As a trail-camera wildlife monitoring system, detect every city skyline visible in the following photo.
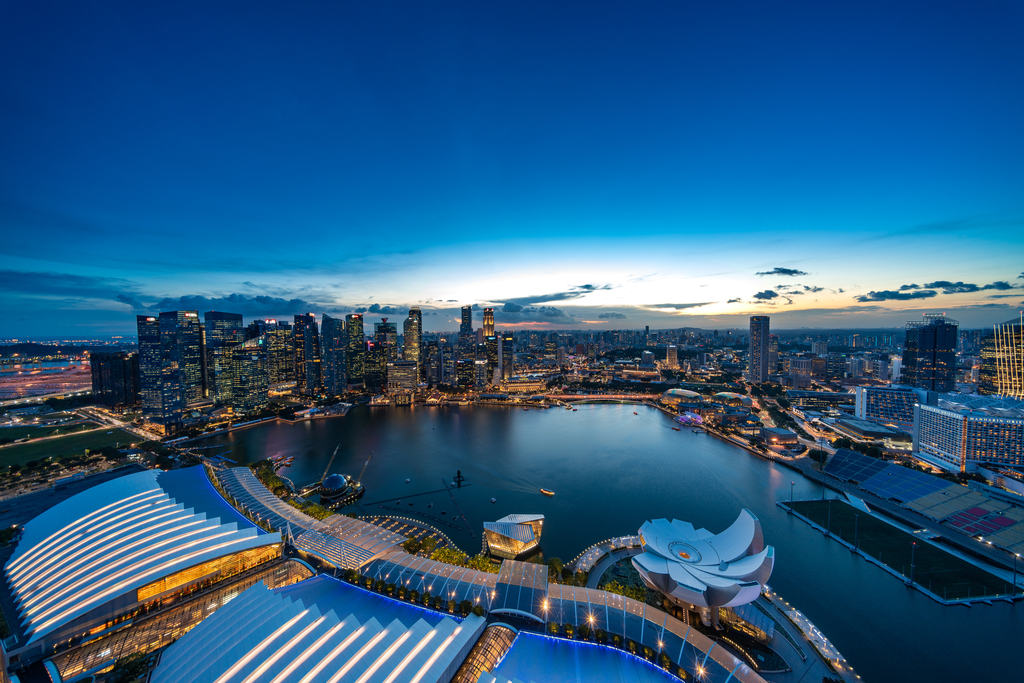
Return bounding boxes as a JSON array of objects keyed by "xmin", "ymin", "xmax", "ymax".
[{"xmin": 2, "ymin": 2, "xmax": 1023, "ymax": 336}]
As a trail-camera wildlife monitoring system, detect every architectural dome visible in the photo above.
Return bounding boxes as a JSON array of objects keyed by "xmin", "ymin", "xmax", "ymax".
[
  {"xmin": 632, "ymin": 510, "xmax": 774, "ymax": 613},
  {"xmin": 321, "ymin": 474, "xmax": 349, "ymax": 494},
  {"xmin": 661, "ymin": 389, "xmax": 703, "ymax": 406},
  {"xmin": 711, "ymin": 391, "xmax": 752, "ymax": 407}
]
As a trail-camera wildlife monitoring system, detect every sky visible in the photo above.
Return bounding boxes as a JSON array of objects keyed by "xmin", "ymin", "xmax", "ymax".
[{"xmin": 2, "ymin": 1, "xmax": 1023, "ymax": 338}]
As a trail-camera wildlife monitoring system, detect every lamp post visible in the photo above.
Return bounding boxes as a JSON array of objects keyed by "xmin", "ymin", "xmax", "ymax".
[{"xmin": 790, "ymin": 481, "xmax": 795, "ymax": 504}]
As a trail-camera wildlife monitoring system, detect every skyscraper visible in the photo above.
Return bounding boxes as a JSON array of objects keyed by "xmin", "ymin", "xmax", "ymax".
[
  {"xmin": 979, "ymin": 332, "xmax": 998, "ymax": 395},
  {"xmin": 500, "ymin": 331, "xmax": 514, "ymax": 380},
  {"xmin": 204, "ymin": 311, "xmax": 244, "ymax": 405},
  {"xmin": 345, "ymin": 314, "xmax": 365, "ymax": 387},
  {"xmin": 901, "ymin": 315, "xmax": 958, "ymax": 392},
  {"xmin": 321, "ymin": 313, "xmax": 347, "ymax": 396},
  {"xmin": 459, "ymin": 305, "xmax": 474, "ymax": 359},
  {"xmin": 666, "ymin": 345, "xmax": 678, "ymax": 369},
  {"xmin": 403, "ymin": 307, "xmax": 422, "ymax": 376},
  {"xmin": 293, "ymin": 313, "xmax": 323, "ymax": 396},
  {"xmin": 90, "ymin": 351, "xmax": 139, "ymax": 408},
  {"xmin": 482, "ymin": 307, "xmax": 494, "ymax": 338},
  {"xmin": 227, "ymin": 336, "xmax": 268, "ymax": 414},
  {"xmin": 247, "ymin": 319, "xmax": 293, "ymax": 384},
  {"xmin": 990, "ymin": 314, "xmax": 1024, "ymax": 398},
  {"xmin": 768, "ymin": 334, "xmax": 779, "ymax": 373},
  {"xmin": 747, "ymin": 316, "xmax": 771, "ymax": 383},
  {"xmin": 484, "ymin": 335, "xmax": 498, "ymax": 382},
  {"xmin": 136, "ymin": 310, "xmax": 205, "ymax": 431}
]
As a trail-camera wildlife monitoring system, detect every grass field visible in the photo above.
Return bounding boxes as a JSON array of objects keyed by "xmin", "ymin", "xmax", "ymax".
[
  {"xmin": 0, "ymin": 428, "xmax": 139, "ymax": 468},
  {"xmin": 789, "ymin": 499, "xmax": 1011, "ymax": 600},
  {"xmin": 0, "ymin": 422, "xmax": 98, "ymax": 441}
]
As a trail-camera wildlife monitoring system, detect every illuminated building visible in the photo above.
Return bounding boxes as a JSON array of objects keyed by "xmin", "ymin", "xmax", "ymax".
[
  {"xmin": 136, "ymin": 310, "xmax": 205, "ymax": 431},
  {"xmin": 632, "ymin": 510, "xmax": 774, "ymax": 627},
  {"xmin": 475, "ymin": 359, "xmax": 488, "ymax": 390},
  {"xmin": 485, "ymin": 334, "xmax": 498, "ymax": 380},
  {"xmin": 386, "ymin": 359, "xmax": 418, "ymax": 394},
  {"xmin": 403, "ymin": 306, "xmax": 422, "ymax": 377},
  {"xmin": 203, "ymin": 311, "xmax": 244, "ymax": 405},
  {"xmin": 666, "ymin": 344, "xmax": 678, "ymax": 369},
  {"xmin": 914, "ymin": 394, "xmax": 1024, "ymax": 472},
  {"xmin": 345, "ymin": 313, "xmax": 365, "ymax": 386},
  {"xmin": 812, "ymin": 340, "xmax": 828, "ymax": 356},
  {"xmin": 901, "ymin": 314, "xmax": 958, "ymax": 392},
  {"xmin": 499, "ymin": 377, "xmax": 546, "ymax": 394},
  {"xmin": 441, "ymin": 343, "xmax": 455, "ymax": 384},
  {"xmin": 482, "ymin": 306, "xmax": 494, "ymax": 337},
  {"xmin": 991, "ymin": 314, "xmax": 1024, "ymax": 398},
  {"xmin": 374, "ymin": 318, "xmax": 398, "ymax": 360},
  {"xmin": 228, "ymin": 336, "xmax": 269, "ymax": 414},
  {"xmin": 423, "ymin": 340, "xmax": 440, "ymax": 384},
  {"xmin": 747, "ymin": 316, "xmax": 770, "ymax": 383},
  {"xmin": 455, "ymin": 359, "xmax": 475, "ymax": 387},
  {"xmin": 89, "ymin": 351, "xmax": 139, "ymax": 408},
  {"xmin": 292, "ymin": 313, "xmax": 323, "ymax": 396},
  {"xmin": 483, "ymin": 514, "xmax": 544, "ymax": 559},
  {"xmin": 854, "ymin": 385, "xmax": 933, "ymax": 429},
  {"xmin": 979, "ymin": 332, "xmax": 998, "ymax": 395},
  {"xmin": 321, "ymin": 313, "xmax": 346, "ymax": 396},
  {"xmin": 0, "ymin": 466, "xmax": 282, "ymax": 667},
  {"xmin": 246, "ymin": 319, "xmax": 293, "ymax": 384},
  {"xmin": 500, "ymin": 331, "xmax": 514, "ymax": 380},
  {"xmin": 768, "ymin": 333, "xmax": 779, "ymax": 372},
  {"xmin": 459, "ymin": 305, "xmax": 474, "ymax": 359}
]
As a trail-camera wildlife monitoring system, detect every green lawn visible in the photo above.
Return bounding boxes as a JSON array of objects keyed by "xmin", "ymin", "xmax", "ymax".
[
  {"xmin": 0, "ymin": 428, "xmax": 139, "ymax": 468},
  {"xmin": 789, "ymin": 499, "xmax": 1011, "ymax": 600},
  {"xmin": 0, "ymin": 422, "xmax": 98, "ymax": 442}
]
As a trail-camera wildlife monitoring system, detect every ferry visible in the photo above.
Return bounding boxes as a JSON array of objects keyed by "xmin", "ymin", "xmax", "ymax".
[
  {"xmin": 540, "ymin": 488, "xmax": 556, "ymax": 496},
  {"xmin": 405, "ymin": 478, "xmax": 410, "ymax": 483},
  {"xmin": 491, "ymin": 497, "xmax": 497, "ymax": 503}
]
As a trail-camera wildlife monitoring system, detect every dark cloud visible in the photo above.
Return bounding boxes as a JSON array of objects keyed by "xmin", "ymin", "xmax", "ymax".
[
  {"xmin": 1019, "ymin": 273, "xmax": 1024, "ymax": 279},
  {"xmin": 495, "ymin": 305, "xmax": 576, "ymax": 324},
  {"xmin": 899, "ymin": 284, "xmax": 920, "ymax": 291},
  {"xmin": 855, "ymin": 290, "xmax": 938, "ymax": 302},
  {"xmin": 150, "ymin": 293, "xmax": 324, "ymax": 315},
  {"xmin": 898, "ymin": 280, "xmax": 1016, "ymax": 295},
  {"xmin": 752, "ymin": 290, "xmax": 779, "ymax": 300},
  {"xmin": 0, "ymin": 269, "xmax": 146, "ymax": 307},
  {"xmin": 116, "ymin": 293, "xmax": 146, "ymax": 308},
  {"xmin": 361, "ymin": 304, "xmax": 405, "ymax": 315},
  {"xmin": 643, "ymin": 302, "xmax": 714, "ymax": 310},
  {"xmin": 803, "ymin": 286, "xmax": 824, "ymax": 293},
  {"xmin": 755, "ymin": 267, "xmax": 809, "ymax": 277},
  {"xmin": 598, "ymin": 312, "xmax": 627, "ymax": 319},
  {"xmin": 496, "ymin": 284, "xmax": 612, "ymax": 307},
  {"xmin": 987, "ymin": 294, "xmax": 1021, "ymax": 299},
  {"xmin": 727, "ymin": 298, "xmax": 742, "ymax": 304},
  {"xmin": 502, "ymin": 302, "xmax": 524, "ymax": 313}
]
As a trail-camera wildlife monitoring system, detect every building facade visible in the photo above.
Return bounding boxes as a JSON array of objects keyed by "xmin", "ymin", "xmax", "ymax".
[
  {"xmin": 403, "ymin": 307, "xmax": 422, "ymax": 377},
  {"xmin": 320, "ymin": 313, "xmax": 346, "ymax": 396},
  {"xmin": 913, "ymin": 395, "xmax": 1024, "ymax": 472},
  {"xmin": 901, "ymin": 314, "xmax": 958, "ymax": 392},
  {"xmin": 747, "ymin": 316, "xmax": 771, "ymax": 383},
  {"xmin": 482, "ymin": 307, "xmax": 494, "ymax": 337},
  {"xmin": 385, "ymin": 360, "xmax": 418, "ymax": 394},
  {"xmin": 345, "ymin": 313, "xmax": 365, "ymax": 387},
  {"xmin": 203, "ymin": 311, "xmax": 244, "ymax": 405},
  {"xmin": 89, "ymin": 351, "xmax": 139, "ymax": 408},
  {"xmin": 228, "ymin": 336, "xmax": 269, "ymax": 414},
  {"xmin": 991, "ymin": 314, "xmax": 1024, "ymax": 398},
  {"xmin": 292, "ymin": 314, "xmax": 323, "ymax": 396},
  {"xmin": 854, "ymin": 385, "xmax": 933, "ymax": 430},
  {"xmin": 136, "ymin": 311, "xmax": 206, "ymax": 431}
]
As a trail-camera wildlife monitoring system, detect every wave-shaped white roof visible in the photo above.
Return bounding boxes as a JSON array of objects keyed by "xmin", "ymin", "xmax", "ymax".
[{"xmin": 4, "ymin": 466, "xmax": 280, "ymax": 644}]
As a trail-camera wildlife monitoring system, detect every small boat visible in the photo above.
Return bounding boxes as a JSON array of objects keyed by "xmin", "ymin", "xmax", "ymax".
[
  {"xmin": 540, "ymin": 489, "xmax": 555, "ymax": 496},
  {"xmin": 633, "ymin": 412, "xmax": 638, "ymax": 415},
  {"xmin": 405, "ymin": 478, "xmax": 410, "ymax": 483},
  {"xmin": 672, "ymin": 427, "xmax": 681, "ymax": 431},
  {"xmin": 441, "ymin": 511, "xmax": 447, "ymax": 515},
  {"xmin": 396, "ymin": 500, "xmax": 401, "ymax": 504},
  {"xmin": 572, "ymin": 409, "xmax": 577, "ymax": 412},
  {"xmin": 427, "ymin": 503, "xmax": 432, "ymax": 508},
  {"xmin": 490, "ymin": 497, "xmax": 497, "ymax": 503},
  {"xmin": 408, "ymin": 502, "xmax": 414, "ymax": 506}
]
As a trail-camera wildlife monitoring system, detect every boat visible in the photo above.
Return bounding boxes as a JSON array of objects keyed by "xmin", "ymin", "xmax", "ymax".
[
  {"xmin": 441, "ymin": 511, "xmax": 447, "ymax": 515},
  {"xmin": 408, "ymin": 502, "xmax": 414, "ymax": 505},
  {"xmin": 540, "ymin": 488, "xmax": 555, "ymax": 496},
  {"xmin": 672, "ymin": 427, "xmax": 680, "ymax": 431},
  {"xmin": 405, "ymin": 478, "xmax": 410, "ymax": 483},
  {"xmin": 491, "ymin": 497, "xmax": 497, "ymax": 503},
  {"xmin": 427, "ymin": 503, "xmax": 432, "ymax": 508},
  {"xmin": 633, "ymin": 412, "xmax": 638, "ymax": 415}
]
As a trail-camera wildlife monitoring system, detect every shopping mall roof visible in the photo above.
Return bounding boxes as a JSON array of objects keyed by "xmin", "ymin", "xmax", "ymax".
[
  {"xmin": 152, "ymin": 575, "xmax": 485, "ymax": 683},
  {"xmin": 4, "ymin": 466, "xmax": 278, "ymax": 645}
]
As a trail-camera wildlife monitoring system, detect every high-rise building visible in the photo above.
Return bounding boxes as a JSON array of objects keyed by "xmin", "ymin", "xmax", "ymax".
[
  {"xmin": 913, "ymin": 395, "xmax": 1024, "ymax": 472},
  {"xmin": 855, "ymin": 385, "xmax": 934, "ymax": 430},
  {"xmin": 228, "ymin": 336, "xmax": 268, "ymax": 414},
  {"xmin": 403, "ymin": 308, "xmax": 422, "ymax": 377},
  {"xmin": 293, "ymin": 314, "xmax": 323, "ymax": 396},
  {"xmin": 345, "ymin": 314, "xmax": 365, "ymax": 387},
  {"xmin": 990, "ymin": 314, "xmax": 1024, "ymax": 399},
  {"xmin": 482, "ymin": 307, "xmax": 494, "ymax": 338},
  {"xmin": 979, "ymin": 332, "xmax": 998, "ymax": 395},
  {"xmin": 901, "ymin": 315, "xmax": 958, "ymax": 392},
  {"xmin": 204, "ymin": 311, "xmax": 244, "ymax": 405},
  {"xmin": 747, "ymin": 316, "xmax": 771, "ymax": 383},
  {"xmin": 811, "ymin": 341, "xmax": 828, "ymax": 356},
  {"xmin": 423, "ymin": 340, "xmax": 440, "ymax": 385},
  {"xmin": 385, "ymin": 360, "xmax": 418, "ymax": 394},
  {"xmin": 321, "ymin": 313, "xmax": 347, "ymax": 396},
  {"xmin": 500, "ymin": 331, "xmax": 514, "ymax": 380},
  {"xmin": 136, "ymin": 311, "xmax": 205, "ymax": 431},
  {"xmin": 484, "ymin": 335, "xmax": 498, "ymax": 380},
  {"xmin": 374, "ymin": 319, "xmax": 398, "ymax": 360},
  {"xmin": 459, "ymin": 306, "xmax": 474, "ymax": 359},
  {"xmin": 441, "ymin": 343, "xmax": 456, "ymax": 385},
  {"xmin": 455, "ymin": 359, "xmax": 474, "ymax": 387},
  {"xmin": 247, "ymin": 319, "xmax": 293, "ymax": 384},
  {"xmin": 768, "ymin": 334, "xmax": 779, "ymax": 373},
  {"xmin": 89, "ymin": 351, "xmax": 139, "ymax": 408},
  {"xmin": 666, "ymin": 345, "xmax": 678, "ymax": 369}
]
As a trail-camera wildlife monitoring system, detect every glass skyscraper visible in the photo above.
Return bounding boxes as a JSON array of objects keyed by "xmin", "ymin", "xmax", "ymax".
[
  {"xmin": 901, "ymin": 315, "xmax": 958, "ymax": 392},
  {"xmin": 991, "ymin": 314, "xmax": 1024, "ymax": 399},
  {"xmin": 136, "ymin": 310, "xmax": 205, "ymax": 431},
  {"xmin": 321, "ymin": 313, "xmax": 347, "ymax": 396},
  {"xmin": 459, "ymin": 305, "xmax": 474, "ymax": 360},
  {"xmin": 204, "ymin": 311, "xmax": 244, "ymax": 405},
  {"xmin": 345, "ymin": 314, "xmax": 365, "ymax": 387},
  {"xmin": 403, "ymin": 307, "xmax": 422, "ymax": 377},
  {"xmin": 293, "ymin": 313, "xmax": 323, "ymax": 396},
  {"xmin": 747, "ymin": 316, "xmax": 770, "ymax": 383}
]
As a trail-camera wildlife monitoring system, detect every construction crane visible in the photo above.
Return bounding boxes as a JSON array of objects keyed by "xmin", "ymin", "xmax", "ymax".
[
  {"xmin": 356, "ymin": 450, "xmax": 374, "ymax": 486},
  {"xmin": 318, "ymin": 444, "xmax": 341, "ymax": 485}
]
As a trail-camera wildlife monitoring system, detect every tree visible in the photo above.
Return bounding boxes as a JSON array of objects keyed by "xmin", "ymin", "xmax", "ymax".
[
  {"xmin": 109, "ymin": 653, "xmax": 149, "ymax": 683},
  {"xmin": 547, "ymin": 557, "xmax": 564, "ymax": 579},
  {"xmin": 578, "ymin": 623, "xmax": 591, "ymax": 639},
  {"xmin": 420, "ymin": 536, "xmax": 438, "ymax": 555},
  {"xmin": 472, "ymin": 605, "xmax": 485, "ymax": 617},
  {"xmin": 458, "ymin": 599, "xmax": 472, "ymax": 615}
]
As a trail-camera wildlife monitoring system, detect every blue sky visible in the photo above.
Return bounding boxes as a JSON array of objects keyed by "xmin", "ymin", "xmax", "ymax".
[{"xmin": 2, "ymin": 1, "xmax": 1023, "ymax": 337}]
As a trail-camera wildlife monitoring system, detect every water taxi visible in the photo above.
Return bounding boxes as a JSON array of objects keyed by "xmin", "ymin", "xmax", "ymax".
[
  {"xmin": 671, "ymin": 427, "xmax": 681, "ymax": 431},
  {"xmin": 540, "ymin": 488, "xmax": 556, "ymax": 496}
]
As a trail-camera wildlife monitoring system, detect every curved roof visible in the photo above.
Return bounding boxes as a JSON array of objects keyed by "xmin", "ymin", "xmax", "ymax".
[
  {"xmin": 321, "ymin": 474, "xmax": 348, "ymax": 491},
  {"xmin": 5, "ymin": 466, "xmax": 279, "ymax": 644},
  {"xmin": 662, "ymin": 389, "xmax": 702, "ymax": 400},
  {"xmin": 633, "ymin": 510, "xmax": 774, "ymax": 609}
]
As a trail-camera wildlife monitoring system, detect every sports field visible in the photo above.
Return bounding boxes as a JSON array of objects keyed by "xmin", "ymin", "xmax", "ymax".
[
  {"xmin": 0, "ymin": 422, "xmax": 98, "ymax": 442},
  {"xmin": 789, "ymin": 499, "xmax": 1011, "ymax": 600},
  {"xmin": 0, "ymin": 428, "xmax": 138, "ymax": 468}
]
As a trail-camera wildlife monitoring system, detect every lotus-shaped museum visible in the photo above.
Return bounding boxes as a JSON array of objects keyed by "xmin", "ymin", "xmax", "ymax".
[{"xmin": 632, "ymin": 509, "xmax": 774, "ymax": 612}]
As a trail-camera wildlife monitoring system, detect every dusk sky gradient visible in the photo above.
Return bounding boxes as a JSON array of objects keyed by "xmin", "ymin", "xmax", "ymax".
[{"xmin": 2, "ymin": 1, "xmax": 1023, "ymax": 337}]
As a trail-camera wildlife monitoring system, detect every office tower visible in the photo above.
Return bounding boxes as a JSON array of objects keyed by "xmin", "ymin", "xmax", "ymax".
[
  {"xmin": 364, "ymin": 341, "xmax": 385, "ymax": 390},
  {"xmin": 666, "ymin": 345, "xmax": 678, "ymax": 369},
  {"xmin": 374, "ymin": 319, "xmax": 399, "ymax": 360},
  {"xmin": 423, "ymin": 340, "xmax": 440, "ymax": 384},
  {"xmin": 89, "ymin": 351, "xmax": 139, "ymax": 408},
  {"xmin": 441, "ymin": 343, "xmax": 455, "ymax": 384},
  {"xmin": 872, "ymin": 358, "xmax": 890, "ymax": 382},
  {"xmin": 321, "ymin": 313, "xmax": 347, "ymax": 396},
  {"xmin": 136, "ymin": 315, "xmax": 161, "ymax": 416},
  {"xmin": 345, "ymin": 314, "xmax": 365, "ymax": 387},
  {"xmin": 247, "ymin": 319, "xmax": 293, "ymax": 384},
  {"xmin": 978, "ymin": 332, "xmax": 998, "ymax": 395},
  {"xmin": 500, "ymin": 331, "xmax": 514, "ymax": 380},
  {"xmin": 768, "ymin": 334, "xmax": 779, "ymax": 372},
  {"xmin": 641, "ymin": 350, "xmax": 655, "ymax": 367},
  {"xmin": 890, "ymin": 357, "xmax": 903, "ymax": 384},
  {"xmin": 747, "ymin": 316, "xmax": 771, "ymax": 383},
  {"xmin": 544, "ymin": 334, "xmax": 557, "ymax": 359},
  {"xmin": 228, "ymin": 336, "xmax": 268, "ymax": 414},
  {"xmin": 811, "ymin": 341, "xmax": 828, "ymax": 356},
  {"xmin": 136, "ymin": 311, "xmax": 205, "ymax": 431},
  {"xmin": 484, "ymin": 335, "xmax": 498, "ymax": 379},
  {"xmin": 403, "ymin": 307, "xmax": 422, "ymax": 377},
  {"xmin": 459, "ymin": 305, "xmax": 474, "ymax": 359},
  {"xmin": 482, "ymin": 307, "xmax": 494, "ymax": 337},
  {"xmin": 474, "ymin": 359, "xmax": 489, "ymax": 390},
  {"xmin": 386, "ymin": 360, "xmax": 418, "ymax": 394},
  {"xmin": 455, "ymin": 359, "xmax": 474, "ymax": 387},
  {"xmin": 990, "ymin": 314, "xmax": 1024, "ymax": 398},
  {"xmin": 293, "ymin": 313, "xmax": 323, "ymax": 396},
  {"xmin": 204, "ymin": 311, "xmax": 244, "ymax": 405},
  {"xmin": 901, "ymin": 315, "xmax": 958, "ymax": 392}
]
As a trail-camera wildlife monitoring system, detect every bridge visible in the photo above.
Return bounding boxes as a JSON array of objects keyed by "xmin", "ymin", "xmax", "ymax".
[{"xmin": 546, "ymin": 393, "xmax": 660, "ymax": 403}]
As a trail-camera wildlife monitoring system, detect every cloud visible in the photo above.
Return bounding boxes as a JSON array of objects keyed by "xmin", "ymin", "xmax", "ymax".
[
  {"xmin": 116, "ymin": 293, "xmax": 147, "ymax": 308},
  {"xmin": 855, "ymin": 290, "xmax": 938, "ymax": 302},
  {"xmin": 752, "ymin": 290, "xmax": 779, "ymax": 300},
  {"xmin": 727, "ymin": 298, "xmax": 742, "ymax": 304},
  {"xmin": 0, "ymin": 269, "xmax": 147, "ymax": 308},
  {"xmin": 897, "ymin": 280, "xmax": 1017, "ymax": 295},
  {"xmin": 598, "ymin": 312, "xmax": 627, "ymax": 319},
  {"xmin": 495, "ymin": 305, "xmax": 576, "ymax": 324},
  {"xmin": 1019, "ymin": 272, "xmax": 1024, "ymax": 279},
  {"xmin": 755, "ymin": 267, "xmax": 809, "ymax": 277},
  {"xmin": 495, "ymin": 284, "xmax": 612, "ymax": 307},
  {"xmin": 356, "ymin": 303, "xmax": 406, "ymax": 315},
  {"xmin": 642, "ymin": 302, "xmax": 714, "ymax": 310},
  {"xmin": 987, "ymin": 294, "xmax": 1021, "ymax": 299},
  {"xmin": 149, "ymin": 293, "xmax": 324, "ymax": 315}
]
